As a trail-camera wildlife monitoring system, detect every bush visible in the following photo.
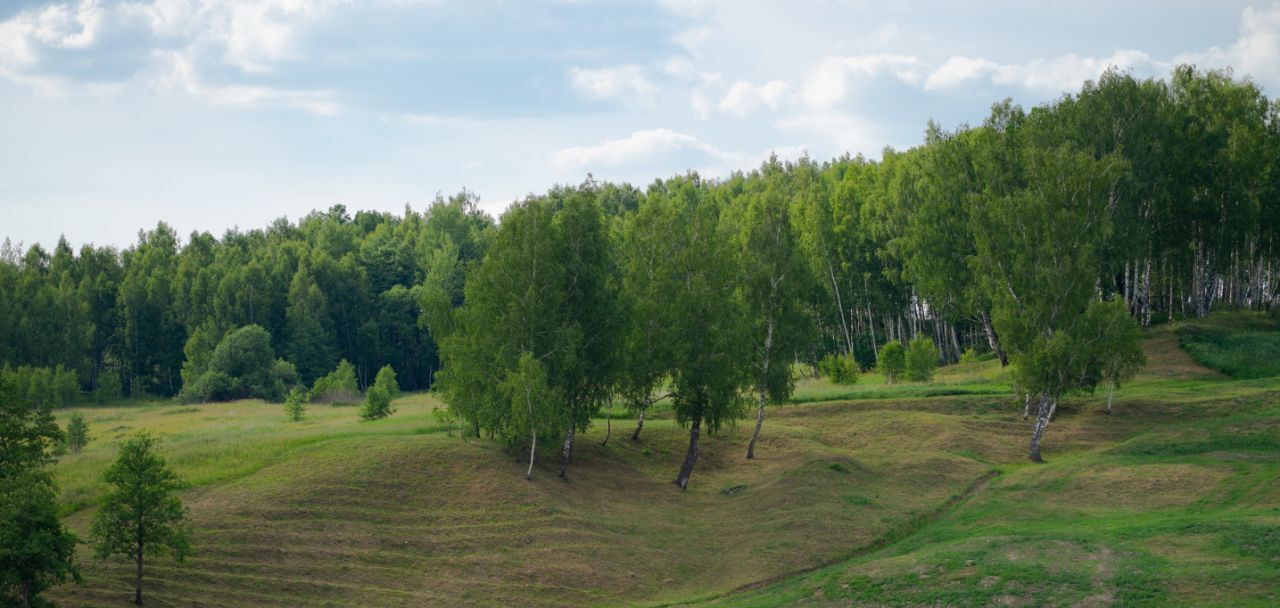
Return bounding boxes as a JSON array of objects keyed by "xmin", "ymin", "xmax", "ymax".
[
  {"xmin": 373, "ymin": 365, "xmax": 400, "ymax": 399},
  {"xmin": 360, "ymin": 385, "xmax": 394, "ymax": 421},
  {"xmin": 905, "ymin": 336, "xmax": 940, "ymax": 382},
  {"xmin": 284, "ymin": 388, "xmax": 308, "ymax": 422},
  {"xmin": 818, "ymin": 354, "xmax": 859, "ymax": 385},
  {"xmin": 179, "ymin": 325, "xmax": 288, "ymax": 403},
  {"xmin": 877, "ymin": 341, "xmax": 906, "ymax": 383},
  {"xmin": 311, "ymin": 359, "xmax": 361, "ymax": 404}
]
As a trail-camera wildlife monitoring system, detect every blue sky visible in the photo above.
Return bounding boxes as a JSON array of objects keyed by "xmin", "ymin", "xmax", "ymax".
[{"xmin": 2, "ymin": 0, "xmax": 1278, "ymax": 249}]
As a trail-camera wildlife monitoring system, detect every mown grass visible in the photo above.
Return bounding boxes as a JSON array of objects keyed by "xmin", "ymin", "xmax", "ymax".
[{"xmin": 45, "ymin": 313, "xmax": 1280, "ymax": 607}]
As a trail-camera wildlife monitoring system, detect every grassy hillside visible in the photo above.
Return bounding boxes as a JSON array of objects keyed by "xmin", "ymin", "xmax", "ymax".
[{"xmin": 46, "ymin": 315, "xmax": 1280, "ymax": 607}]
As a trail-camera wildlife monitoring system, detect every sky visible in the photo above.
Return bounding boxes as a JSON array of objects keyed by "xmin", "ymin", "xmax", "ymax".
[{"xmin": 2, "ymin": 0, "xmax": 1278, "ymax": 250}]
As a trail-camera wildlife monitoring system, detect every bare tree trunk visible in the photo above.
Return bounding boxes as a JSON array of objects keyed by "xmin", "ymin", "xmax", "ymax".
[
  {"xmin": 1028, "ymin": 393, "xmax": 1057, "ymax": 463},
  {"xmin": 631, "ymin": 408, "xmax": 645, "ymax": 441},
  {"xmin": 558, "ymin": 427, "xmax": 575, "ymax": 479},
  {"xmin": 978, "ymin": 310, "xmax": 1008, "ymax": 366},
  {"xmin": 527, "ymin": 428, "xmax": 537, "ymax": 479},
  {"xmin": 1105, "ymin": 382, "xmax": 1115, "ymax": 415},
  {"xmin": 747, "ymin": 388, "xmax": 767, "ymax": 460},
  {"xmin": 135, "ymin": 540, "xmax": 144, "ymax": 605},
  {"xmin": 600, "ymin": 412, "xmax": 611, "ymax": 447},
  {"xmin": 674, "ymin": 417, "xmax": 701, "ymax": 489},
  {"xmin": 827, "ymin": 262, "xmax": 854, "ymax": 355},
  {"xmin": 1022, "ymin": 393, "xmax": 1032, "ymax": 420},
  {"xmin": 747, "ymin": 320, "xmax": 774, "ymax": 459}
]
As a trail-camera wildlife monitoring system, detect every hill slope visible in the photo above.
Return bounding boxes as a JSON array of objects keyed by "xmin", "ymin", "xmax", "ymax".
[{"xmin": 48, "ymin": 316, "xmax": 1280, "ymax": 607}]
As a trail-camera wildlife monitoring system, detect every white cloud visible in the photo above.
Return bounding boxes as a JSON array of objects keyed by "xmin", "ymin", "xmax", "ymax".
[
  {"xmin": 924, "ymin": 56, "xmax": 999, "ymax": 91},
  {"xmin": 802, "ymin": 54, "xmax": 924, "ymax": 107},
  {"xmin": 717, "ymin": 79, "xmax": 787, "ymax": 117},
  {"xmin": 1182, "ymin": 2, "xmax": 1280, "ymax": 90},
  {"xmin": 923, "ymin": 49, "xmax": 1166, "ymax": 94},
  {"xmin": 568, "ymin": 64, "xmax": 658, "ymax": 104},
  {"xmin": 150, "ymin": 49, "xmax": 341, "ymax": 115},
  {"xmin": 551, "ymin": 128, "xmax": 736, "ymax": 169}
]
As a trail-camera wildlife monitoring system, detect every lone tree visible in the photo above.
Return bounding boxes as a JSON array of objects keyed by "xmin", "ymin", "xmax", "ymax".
[
  {"xmin": 438, "ymin": 186, "xmax": 621, "ymax": 479},
  {"xmin": 284, "ymin": 389, "xmax": 308, "ymax": 422},
  {"xmin": 65, "ymin": 412, "xmax": 89, "ymax": 454},
  {"xmin": 727, "ymin": 160, "xmax": 815, "ymax": 460},
  {"xmin": 969, "ymin": 134, "xmax": 1145, "ymax": 461},
  {"xmin": 627, "ymin": 176, "xmax": 750, "ymax": 489},
  {"xmin": 91, "ymin": 432, "xmax": 190, "ymax": 605}
]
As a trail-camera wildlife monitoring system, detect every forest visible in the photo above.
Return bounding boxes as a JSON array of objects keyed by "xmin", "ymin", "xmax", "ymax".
[{"xmin": 1, "ymin": 65, "xmax": 1278, "ymax": 481}]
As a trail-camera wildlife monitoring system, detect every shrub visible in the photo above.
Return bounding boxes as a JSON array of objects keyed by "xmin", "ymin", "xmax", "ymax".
[
  {"xmin": 877, "ymin": 341, "xmax": 906, "ymax": 383},
  {"xmin": 284, "ymin": 388, "xmax": 308, "ymax": 422},
  {"xmin": 818, "ymin": 354, "xmax": 859, "ymax": 385},
  {"xmin": 311, "ymin": 359, "xmax": 361, "ymax": 404},
  {"xmin": 373, "ymin": 365, "xmax": 400, "ymax": 399},
  {"xmin": 905, "ymin": 336, "xmax": 940, "ymax": 382},
  {"xmin": 360, "ymin": 385, "xmax": 394, "ymax": 421}
]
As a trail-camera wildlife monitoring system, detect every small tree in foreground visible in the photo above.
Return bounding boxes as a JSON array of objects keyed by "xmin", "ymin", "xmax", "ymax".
[
  {"xmin": 284, "ymin": 389, "xmax": 308, "ymax": 422},
  {"xmin": 0, "ymin": 471, "xmax": 80, "ymax": 608},
  {"xmin": 91, "ymin": 432, "xmax": 190, "ymax": 606},
  {"xmin": 877, "ymin": 341, "xmax": 906, "ymax": 384},
  {"xmin": 65, "ymin": 413, "xmax": 90, "ymax": 454},
  {"xmin": 905, "ymin": 336, "xmax": 940, "ymax": 382}
]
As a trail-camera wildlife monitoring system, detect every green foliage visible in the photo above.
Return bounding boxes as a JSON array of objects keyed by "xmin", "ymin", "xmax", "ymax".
[
  {"xmin": 284, "ymin": 389, "xmax": 308, "ymax": 422},
  {"xmin": 905, "ymin": 336, "xmax": 940, "ymax": 382},
  {"xmin": 818, "ymin": 354, "xmax": 859, "ymax": 385},
  {"xmin": 90, "ymin": 432, "xmax": 190, "ymax": 603},
  {"xmin": 180, "ymin": 325, "xmax": 289, "ymax": 403},
  {"xmin": 359, "ymin": 385, "xmax": 395, "ymax": 421},
  {"xmin": 438, "ymin": 186, "xmax": 622, "ymax": 461},
  {"xmin": 92, "ymin": 369, "xmax": 123, "ymax": 404},
  {"xmin": 0, "ymin": 471, "xmax": 80, "ymax": 607},
  {"xmin": 498, "ymin": 352, "xmax": 562, "ymax": 458},
  {"xmin": 1178, "ymin": 325, "xmax": 1280, "ymax": 379},
  {"xmin": 373, "ymin": 365, "xmax": 400, "ymax": 399},
  {"xmin": 0, "ymin": 365, "xmax": 81, "ymax": 409},
  {"xmin": 64, "ymin": 413, "xmax": 89, "ymax": 454},
  {"xmin": 311, "ymin": 359, "xmax": 361, "ymax": 405},
  {"xmin": 877, "ymin": 341, "xmax": 906, "ymax": 384}
]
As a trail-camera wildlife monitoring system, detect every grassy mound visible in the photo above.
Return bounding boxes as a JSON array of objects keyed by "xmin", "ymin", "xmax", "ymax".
[
  {"xmin": 45, "ymin": 315, "xmax": 1280, "ymax": 607},
  {"xmin": 1177, "ymin": 314, "xmax": 1280, "ymax": 379}
]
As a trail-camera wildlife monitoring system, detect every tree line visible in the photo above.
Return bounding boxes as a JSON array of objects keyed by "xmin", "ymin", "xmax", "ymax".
[{"xmin": 0, "ymin": 65, "xmax": 1276, "ymax": 484}]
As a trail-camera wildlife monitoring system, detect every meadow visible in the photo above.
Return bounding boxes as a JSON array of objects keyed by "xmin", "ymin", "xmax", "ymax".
[{"xmin": 45, "ymin": 314, "xmax": 1280, "ymax": 607}]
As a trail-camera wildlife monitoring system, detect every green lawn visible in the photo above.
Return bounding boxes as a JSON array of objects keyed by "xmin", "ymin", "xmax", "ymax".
[{"xmin": 45, "ymin": 313, "xmax": 1280, "ymax": 607}]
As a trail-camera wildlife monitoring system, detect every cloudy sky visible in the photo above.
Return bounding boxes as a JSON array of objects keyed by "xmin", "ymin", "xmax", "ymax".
[{"xmin": 2, "ymin": 0, "xmax": 1278, "ymax": 249}]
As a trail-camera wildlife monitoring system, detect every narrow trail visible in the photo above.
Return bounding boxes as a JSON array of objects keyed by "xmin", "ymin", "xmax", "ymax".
[{"xmin": 654, "ymin": 468, "xmax": 1001, "ymax": 607}]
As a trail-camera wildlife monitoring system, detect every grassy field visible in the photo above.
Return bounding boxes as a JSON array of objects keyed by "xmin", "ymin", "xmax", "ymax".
[{"xmin": 45, "ymin": 314, "xmax": 1280, "ymax": 607}]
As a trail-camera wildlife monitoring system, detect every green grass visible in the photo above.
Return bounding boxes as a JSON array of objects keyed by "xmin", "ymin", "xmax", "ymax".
[
  {"xmin": 43, "ymin": 313, "xmax": 1280, "ymax": 607},
  {"xmin": 1177, "ymin": 313, "xmax": 1280, "ymax": 378}
]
